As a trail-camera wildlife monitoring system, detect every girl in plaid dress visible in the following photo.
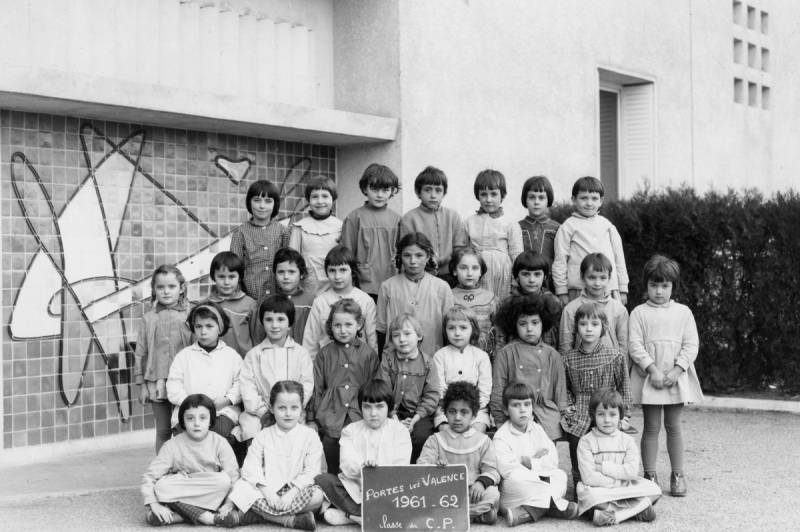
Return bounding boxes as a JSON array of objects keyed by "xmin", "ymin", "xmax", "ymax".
[
  {"xmin": 464, "ymin": 169, "xmax": 523, "ymax": 301},
  {"xmin": 561, "ymin": 303, "xmax": 632, "ymax": 488},
  {"xmin": 225, "ymin": 381, "xmax": 323, "ymax": 530}
]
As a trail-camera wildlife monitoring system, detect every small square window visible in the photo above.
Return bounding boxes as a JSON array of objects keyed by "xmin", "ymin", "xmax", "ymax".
[
  {"xmin": 747, "ymin": 6, "xmax": 757, "ymax": 30},
  {"xmin": 734, "ymin": 78, "xmax": 744, "ymax": 104},
  {"xmin": 761, "ymin": 48, "xmax": 770, "ymax": 72},
  {"xmin": 761, "ymin": 11, "xmax": 769, "ymax": 34},
  {"xmin": 761, "ymin": 86, "xmax": 770, "ymax": 110},
  {"xmin": 733, "ymin": 1, "xmax": 743, "ymax": 25},
  {"xmin": 733, "ymin": 39, "xmax": 743, "ymax": 64},
  {"xmin": 748, "ymin": 43, "xmax": 758, "ymax": 68},
  {"xmin": 748, "ymin": 82, "xmax": 758, "ymax": 107}
]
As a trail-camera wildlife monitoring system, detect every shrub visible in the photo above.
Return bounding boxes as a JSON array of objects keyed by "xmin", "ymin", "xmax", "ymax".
[{"xmin": 550, "ymin": 186, "xmax": 800, "ymax": 393}]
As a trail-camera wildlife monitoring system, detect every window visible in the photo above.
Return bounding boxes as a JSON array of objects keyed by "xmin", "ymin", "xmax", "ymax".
[
  {"xmin": 748, "ymin": 43, "xmax": 758, "ymax": 68},
  {"xmin": 734, "ymin": 78, "xmax": 744, "ymax": 104},
  {"xmin": 733, "ymin": 38, "xmax": 743, "ymax": 64},
  {"xmin": 761, "ymin": 86, "xmax": 770, "ymax": 110},
  {"xmin": 748, "ymin": 82, "xmax": 758, "ymax": 107},
  {"xmin": 761, "ymin": 11, "xmax": 769, "ymax": 34},
  {"xmin": 747, "ymin": 6, "xmax": 757, "ymax": 30},
  {"xmin": 761, "ymin": 48, "xmax": 770, "ymax": 72},
  {"xmin": 733, "ymin": 1, "xmax": 743, "ymax": 25}
]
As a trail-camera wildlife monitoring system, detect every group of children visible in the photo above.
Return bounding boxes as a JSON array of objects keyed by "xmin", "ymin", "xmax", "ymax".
[{"xmin": 137, "ymin": 165, "xmax": 704, "ymax": 528}]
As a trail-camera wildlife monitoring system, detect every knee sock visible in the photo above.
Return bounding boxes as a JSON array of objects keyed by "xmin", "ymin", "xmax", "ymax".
[
  {"xmin": 640, "ymin": 405, "xmax": 663, "ymax": 474},
  {"xmin": 663, "ymin": 403, "xmax": 685, "ymax": 474}
]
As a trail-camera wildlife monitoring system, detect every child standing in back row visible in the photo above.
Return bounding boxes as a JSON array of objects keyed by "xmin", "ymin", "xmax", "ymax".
[
  {"xmin": 341, "ymin": 164, "xmax": 402, "ymax": 302},
  {"xmin": 629, "ymin": 255, "xmax": 703, "ymax": 498},
  {"xmin": 135, "ymin": 264, "xmax": 194, "ymax": 454},
  {"xmin": 231, "ymin": 180, "xmax": 291, "ymax": 300},
  {"xmin": 552, "ymin": 176, "xmax": 629, "ymax": 306},
  {"xmin": 399, "ymin": 166, "xmax": 469, "ymax": 287},
  {"xmin": 518, "ymin": 176, "xmax": 561, "ymax": 263},
  {"xmin": 465, "ymin": 169, "xmax": 524, "ymax": 301}
]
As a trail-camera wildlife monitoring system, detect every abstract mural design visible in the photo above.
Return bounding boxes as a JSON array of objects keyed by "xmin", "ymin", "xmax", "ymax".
[{"xmin": 1, "ymin": 111, "xmax": 335, "ymax": 448}]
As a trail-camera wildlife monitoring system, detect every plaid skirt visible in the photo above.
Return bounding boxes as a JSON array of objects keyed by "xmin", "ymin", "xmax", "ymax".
[{"xmin": 251, "ymin": 484, "xmax": 320, "ymax": 517}]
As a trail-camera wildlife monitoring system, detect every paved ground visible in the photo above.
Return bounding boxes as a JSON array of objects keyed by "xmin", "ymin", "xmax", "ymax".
[{"xmin": 0, "ymin": 407, "xmax": 798, "ymax": 531}]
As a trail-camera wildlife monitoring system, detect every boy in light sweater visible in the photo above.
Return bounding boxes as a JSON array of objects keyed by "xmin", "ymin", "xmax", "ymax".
[{"xmin": 552, "ymin": 176, "xmax": 629, "ymax": 306}]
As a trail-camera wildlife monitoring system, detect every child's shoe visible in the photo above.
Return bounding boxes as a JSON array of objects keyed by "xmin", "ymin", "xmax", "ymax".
[
  {"xmin": 546, "ymin": 501, "xmax": 579, "ymax": 520},
  {"xmin": 506, "ymin": 507, "xmax": 533, "ymax": 527},
  {"xmin": 290, "ymin": 511, "xmax": 317, "ymax": 531},
  {"xmin": 323, "ymin": 508, "xmax": 355, "ymax": 526},
  {"xmin": 213, "ymin": 509, "xmax": 240, "ymax": 528},
  {"xmin": 592, "ymin": 509, "xmax": 616, "ymax": 527},
  {"xmin": 670, "ymin": 472, "xmax": 687, "ymax": 497},
  {"xmin": 634, "ymin": 505, "xmax": 656, "ymax": 522},
  {"xmin": 644, "ymin": 472, "xmax": 659, "ymax": 487},
  {"xmin": 474, "ymin": 508, "xmax": 497, "ymax": 525},
  {"xmin": 146, "ymin": 509, "xmax": 177, "ymax": 526}
]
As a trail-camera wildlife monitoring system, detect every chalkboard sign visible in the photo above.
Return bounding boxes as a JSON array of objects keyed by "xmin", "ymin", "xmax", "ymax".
[{"xmin": 361, "ymin": 465, "xmax": 470, "ymax": 532}]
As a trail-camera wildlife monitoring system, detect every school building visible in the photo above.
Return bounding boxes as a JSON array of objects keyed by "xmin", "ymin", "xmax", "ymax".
[{"xmin": 1, "ymin": 0, "xmax": 798, "ymax": 459}]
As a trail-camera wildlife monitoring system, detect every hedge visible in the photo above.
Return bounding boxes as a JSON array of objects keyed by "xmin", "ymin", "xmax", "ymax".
[{"xmin": 549, "ymin": 186, "xmax": 800, "ymax": 393}]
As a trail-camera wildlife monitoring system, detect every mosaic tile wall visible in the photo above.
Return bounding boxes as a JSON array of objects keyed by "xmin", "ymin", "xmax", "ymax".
[{"xmin": 0, "ymin": 110, "xmax": 336, "ymax": 449}]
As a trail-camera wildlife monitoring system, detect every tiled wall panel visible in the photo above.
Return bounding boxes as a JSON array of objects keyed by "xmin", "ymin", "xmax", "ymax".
[{"xmin": 0, "ymin": 110, "xmax": 336, "ymax": 449}]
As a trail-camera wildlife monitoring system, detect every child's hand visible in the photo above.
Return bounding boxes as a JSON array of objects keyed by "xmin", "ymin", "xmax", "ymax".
[
  {"xmin": 558, "ymin": 294, "xmax": 570, "ymax": 306},
  {"xmin": 436, "ymin": 458, "xmax": 448, "ymax": 468},
  {"xmin": 620, "ymin": 417, "xmax": 631, "ymax": 431},
  {"xmin": 565, "ymin": 405, "xmax": 576, "ymax": 417},
  {"xmin": 264, "ymin": 492, "xmax": 281, "ymax": 509},
  {"xmin": 469, "ymin": 482, "xmax": 485, "ymax": 504},
  {"xmin": 149, "ymin": 502, "xmax": 174, "ymax": 524},
  {"xmin": 520, "ymin": 456, "xmax": 532, "ymax": 469},
  {"xmin": 401, "ymin": 416, "xmax": 419, "ymax": 432},
  {"xmin": 619, "ymin": 292, "xmax": 628, "ymax": 305},
  {"xmin": 532, "ymin": 448, "xmax": 549, "ymax": 459},
  {"xmin": 364, "ymin": 459, "xmax": 379, "ymax": 468},
  {"xmin": 214, "ymin": 397, "xmax": 232, "ymax": 411},
  {"xmin": 306, "ymin": 421, "xmax": 319, "ymax": 433},
  {"xmin": 279, "ymin": 488, "xmax": 298, "ymax": 510},
  {"xmin": 648, "ymin": 367, "xmax": 666, "ymax": 389},
  {"xmin": 663, "ymin": 367, "xmax": 684, "ymax": 387},
  {"xmin": 156, "ymin": 379, "xmax": 167, "ymax": 401},
  {"xmin": 138, "ymin": 385, "xmax": 150, "ymax": 406},
  {"xmin": 217, "ymin": 503, "xmax": 234, "ymax": 519},
  {"xmin": 435, "ymin": 422, "xmax": 448, "ymax": 433}
]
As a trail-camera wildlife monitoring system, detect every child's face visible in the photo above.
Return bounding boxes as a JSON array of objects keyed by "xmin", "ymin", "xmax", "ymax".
[
  {"xmin": 154, "ymin": 273, "xmax": 183, "ymax": 308},
  {"xmin": 309, "ymin": 189, "xmax": 333, "ymax": 217},
  {"xmin": 183, "ymin": 406, "xmax": 211, "ymax": 442},
  {"xmin": 391, "ymin": 322, "xmax": 421, "ymax": 356},
  {"xmin": 250, "ymin": 194, "xmax": 274, "ymax": 222},
  {"xmin": 526, "ymin": 190, "xmax": 549, "ymax": 219},
  {"xmin": 272, "ymin": 391, "xmax": 303, "ymax": 432},
  {"xmin": 503, "ymin": 398, "xmax": 533, "ymax": 432},
  {"xmin": 577, "ymin": 315, "xmax": 603, "ymax": 349},
  {"xmin": 478, "ymin": 188, "xmax": 503, "ymax": 214},
  {"xmin": 517, "ymin": 269, "xmax": 545, "ymax": 295},
  {"xmin": 516, "ymin": 314, "xmax": 542, "ymax": 345},
  {"xmin": 455, "ymin": 254, "xmax": 482, "ymax": 289},
  {"xmin": 213, "ymin": 266, "xmax": 240, "ymax": 297},
  {"xmin": 275, "ymin": 261, "xmax": 301, "ymax": 294},
  {"xmin": 365, "ymin": 185, "xmax": 392, "ymax": 209},
  {"xmin": 193, "ymin": 317, "xmax": 221, "ymax": 347},
  {"xmin": 595, "ymin": 404, "xmax": 621, "ymax": 435},
  {"xmin": 572, "ymin": 190, "xmax": 603, "ymax": 217},
  {"xmin": 417, "ymin": 184, "xmax": 445, "ymax": 211},
  {"xmin": 445, "ymin": 399, "xmax": 475, "ymax": 434},
  {"xmin": 647, "ymin": 280, "xmax": 673, "ymax": 305},
  {"xmin": 445, "ymin": 319, "xmax": 472, "ymax": 350},
  {"xmin": 331, "ymin": 311, "xmax": 360, "ymax": 344},
  {"xmin": 263, "ymin": 311, "xmax": 290, "ymax": 345},
  {"xmin": 583, "ymin": 266, "xmax": 610, "ymax": 298},
  {"xmin": 362, "ymin": 401, "xmax": 389, "ymax": 430},
  {"xmin": 401, "ymin": 244, "xmax": 428, "ymax": 277},
  {"xmin": 326, "ymin": 263, "xmax": 353, "ymax": 293}
]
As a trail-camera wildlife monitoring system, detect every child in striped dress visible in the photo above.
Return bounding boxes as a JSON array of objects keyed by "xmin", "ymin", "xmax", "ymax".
[
  {"xmin": 225, "ymin": 381, "xmax": 323, "ymax": 530},
  {"xmin": 464, "ymin": 169, "xmax": 523, "ymax": 301},
  {"xmin": 577, "ymin": 388, "xmax": 661, "ymax": 526},
  {"xmin": 141, "ymin": 394, "xmax": 240, "ymax": 527},
  {"xmin": 449, "ymin": 246, "xmax": 500, "ymax": 359},
  {"xmin": 562, "ymin": 302, "xmax": 632, "ymax": 489}
]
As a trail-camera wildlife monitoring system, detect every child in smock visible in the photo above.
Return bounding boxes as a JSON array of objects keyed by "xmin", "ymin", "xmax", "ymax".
[{"xmin": 449, "ymin": 246, "xmax": 500, "ymax": 359}]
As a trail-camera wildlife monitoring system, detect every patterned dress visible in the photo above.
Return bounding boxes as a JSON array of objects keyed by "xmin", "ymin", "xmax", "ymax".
[
  {"xmin": 464, "ymin": 209, "xmax": 523, "ymax": 301},
  {"xmin": 230, "ymin": 219, "xmax": 291, "ymax": 300},
  {"xmin": 451, "ymin": 287, "xmax": 499, "ymax": 359},
  {"xmin": 289, "ymin": 214, "xmax": 342, "ymax": 296}
]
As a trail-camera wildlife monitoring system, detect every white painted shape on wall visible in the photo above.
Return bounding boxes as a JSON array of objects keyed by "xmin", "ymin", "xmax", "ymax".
[
  {"xmin": 10, "ymin": 251, "xmax": 62, "ymax": 338},
  {"xmin": 59, "ymin": 181, "xmax": 114, "ymax": 281},
  {"xmin": 94, "ymin": 152, "xmax": 136, "ymax": 248}
]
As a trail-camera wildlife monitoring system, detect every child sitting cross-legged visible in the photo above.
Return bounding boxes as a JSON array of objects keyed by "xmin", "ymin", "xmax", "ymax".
[
  {"xmin": 141, "ymin": 394, "xmax": 240, "ymax": 527},
  {"xmin": 417, "ymin": 381, "xmax": 501, "ymax": 525},
  {"xmin": 315, "ymin": 380, "xmax": 412, "ymax": 526},
  {"xmin": 494, "ymin": 382, "xmax": 578, "ymax": 527},
  {"xmin": 223, "ymin": 381, "xmax": 324, "ymax": 530},
  {"xmin": 577, "ymin": 388, "xmax": 662, "ymax": 526}
]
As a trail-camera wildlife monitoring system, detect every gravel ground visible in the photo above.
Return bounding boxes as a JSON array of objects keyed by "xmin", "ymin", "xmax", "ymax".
[{"xmin": 1, "ymin": 407, "xmax": 797, "ymax": 531}]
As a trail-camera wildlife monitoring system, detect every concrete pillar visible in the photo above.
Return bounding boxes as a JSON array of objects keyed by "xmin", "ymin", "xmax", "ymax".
[
  {"xmin": 88, "ymin": 0, "xmax": 116, "ymax": 78},
  {"xmin": 66, "ymin": 1, "xmax": 90, "ymax": 74},
  {"xmin": 30, "ymin": 0, "xmax": 67, "ymax": 71},
  {"xmin": 256, "ymin": 17, "xmax": 276, "ymax": 101},
  {"xmin": 114, "ymin": 0, "xmax": 138, "ymax": 81},
  {"xmin": 199, "ymin": 5, "xmax": 220, "ymax": 93},
  {"xmin": 239, "ymin": 13, "xmax": 258, "ymax": 98},
  {"xmin": 158, "ymin": 0, "xmax": 181, "ymax": 87},
  {"xmin": 218, "ymin": 9, "xmax": 240, "ymax": 96},
  {"xmin": 179, "ymin": 0, "xmax": 201, "ymax": 90},
  {"xmin": 291, "ymin": 25, "xmax": 310, "ymax": 106},
  {"xmin": 0, "ymin": 0, "xmax": 29, "ymax": 65},
  {"xmin": 136, "ymin": 0, "xmax": 160, "ymax": 84},
  {"xmin": 274, "ymin": 22, "xmax": 293, "ymax": 103}
]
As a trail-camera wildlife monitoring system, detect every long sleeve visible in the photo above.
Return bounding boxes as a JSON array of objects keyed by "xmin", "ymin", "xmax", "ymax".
[
  {"xmin": 141, "ymin": 443, "xmax": 176, "ymax": 506},
  {"xmin": 239, "ymin": 351, "xmax": 266, "ymax": 415},
  {"xmin": 477, "ymin": 440, "xmax": 501, "ymax": 487},
  {"xmin": 361, "ymin": 294, "xmax": 379, "ymax": 351},
  {"xmin": 559, "ymin": 306, "xmax": 576, "ymax": 356},
  {"xmin": 676, "ymin": 310, "xmax": 699, "ymax": 371},
  {"xmin": 614, "ymin": 355, "xmax": 633, "ymax": 418},
  {"xmin": 375, "ymin": 355, "xmax": 391, "ymax": 387},
  {"xmin": 224, "ymin": 357, "xmax": 243, "ymax": 405},
  {"xmin": 628, "ymin": 309, "xmax": 653, "ymax": 372},
  {"xmin": 309, "ymin": 349, "xmax": 326, "ymax": 421},
  {"xmin": 230, "ymin": 228, "xmax": 244, "ymax": 260},
  {"xmin": 289, "ymin": 224, "xmax": 303, "ymax": 253},
  {"xmin": 398, "ymin": 215, "xmax": 413, "ymax": 241},
  {"xmin": 416, "ymin": 364, "xmax": 440, "ymax": 418},
  {"xmin": 533, "ymin": 433, "xmax": 560, "ymax": 472},
  {"xmin": 292, "ymin": 434, "xmax": 323, "ymax": 489},
  {"xmin": 492, "ymin": 435, "xmax": 520, "ymax": 478},
  {"xmin": 339, "ymin": 425, "xmax": 362, "ymax": 480},
  {"xmin": 577, "ymin": 436, "xmax": 616, "ymax": 488},
  {"xmin": 279, "ymin": 227, "xmax": 291, "ymax": 249},
  {"xmin": 248, "ymin": 299, "xmax": 263, "ymax": 348},
  {"xmin": 608, "ymin": 225, "xmax": 629, "ymax": 293},
  {"xmin": 166, "ymin": 353, "xmax": 189, "ymax": 408},
  {"xmin": 298, "ymin": 348, "xmax": 314, "ymax": 408},
  {"xmin": 301, "ymin": 299, "xmax": 325, "ymax": 360},
  {"xmin": 551, "ymin": 225, "xmax": 572, "ymax": 295},
  {"xmin": 218, "ymin": 436, "xmax": 241, "ymax": 485},
  {"xmin": 441, "ymin": 284, "xmax": 455, "ymax": 318},
  {"xmin": 241, "ymin": 432, "xmax": 269, "ymax": 488},
  {"xmin": 134, "ymin": 318, "xmax": 149, "ymax": 384},
  {"xmin": 453, "ymin": 217, "xmax": 469, "ymax": 248},
  {"xmin": 416, "ymin": 436, "xmax": 440, "ymax": 465},
  {"xmin": 600, "ymin": 437, "xmax": 639, "ymax": 481},
  {"xmin": 507, "ymin": 219, "xmax": 524, "ymax": 264},
  {"xmin": 490, "ymin": 350, "xmax": 510, "ymax": 426},
  {"xmin": 477, "ymin": 351, "xmax": 492, "ymax": 410},
  {"xmin": 614, "ymin": 307, "xmax": 629, "ymax": 359},
  {"xmin": 552, "ymin": 353, "xmax": 568, "ymax": 413},
  {"xmin": 340, "ymin": 214, "xmax": 358, "ymax": 257},
  {"xmin": 376, "ymin": 283, "xmax": 389, "ymax": 334},
  {"xmin": 434, "ymin": 351, "xmax": 448, "ymax": 400}
]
